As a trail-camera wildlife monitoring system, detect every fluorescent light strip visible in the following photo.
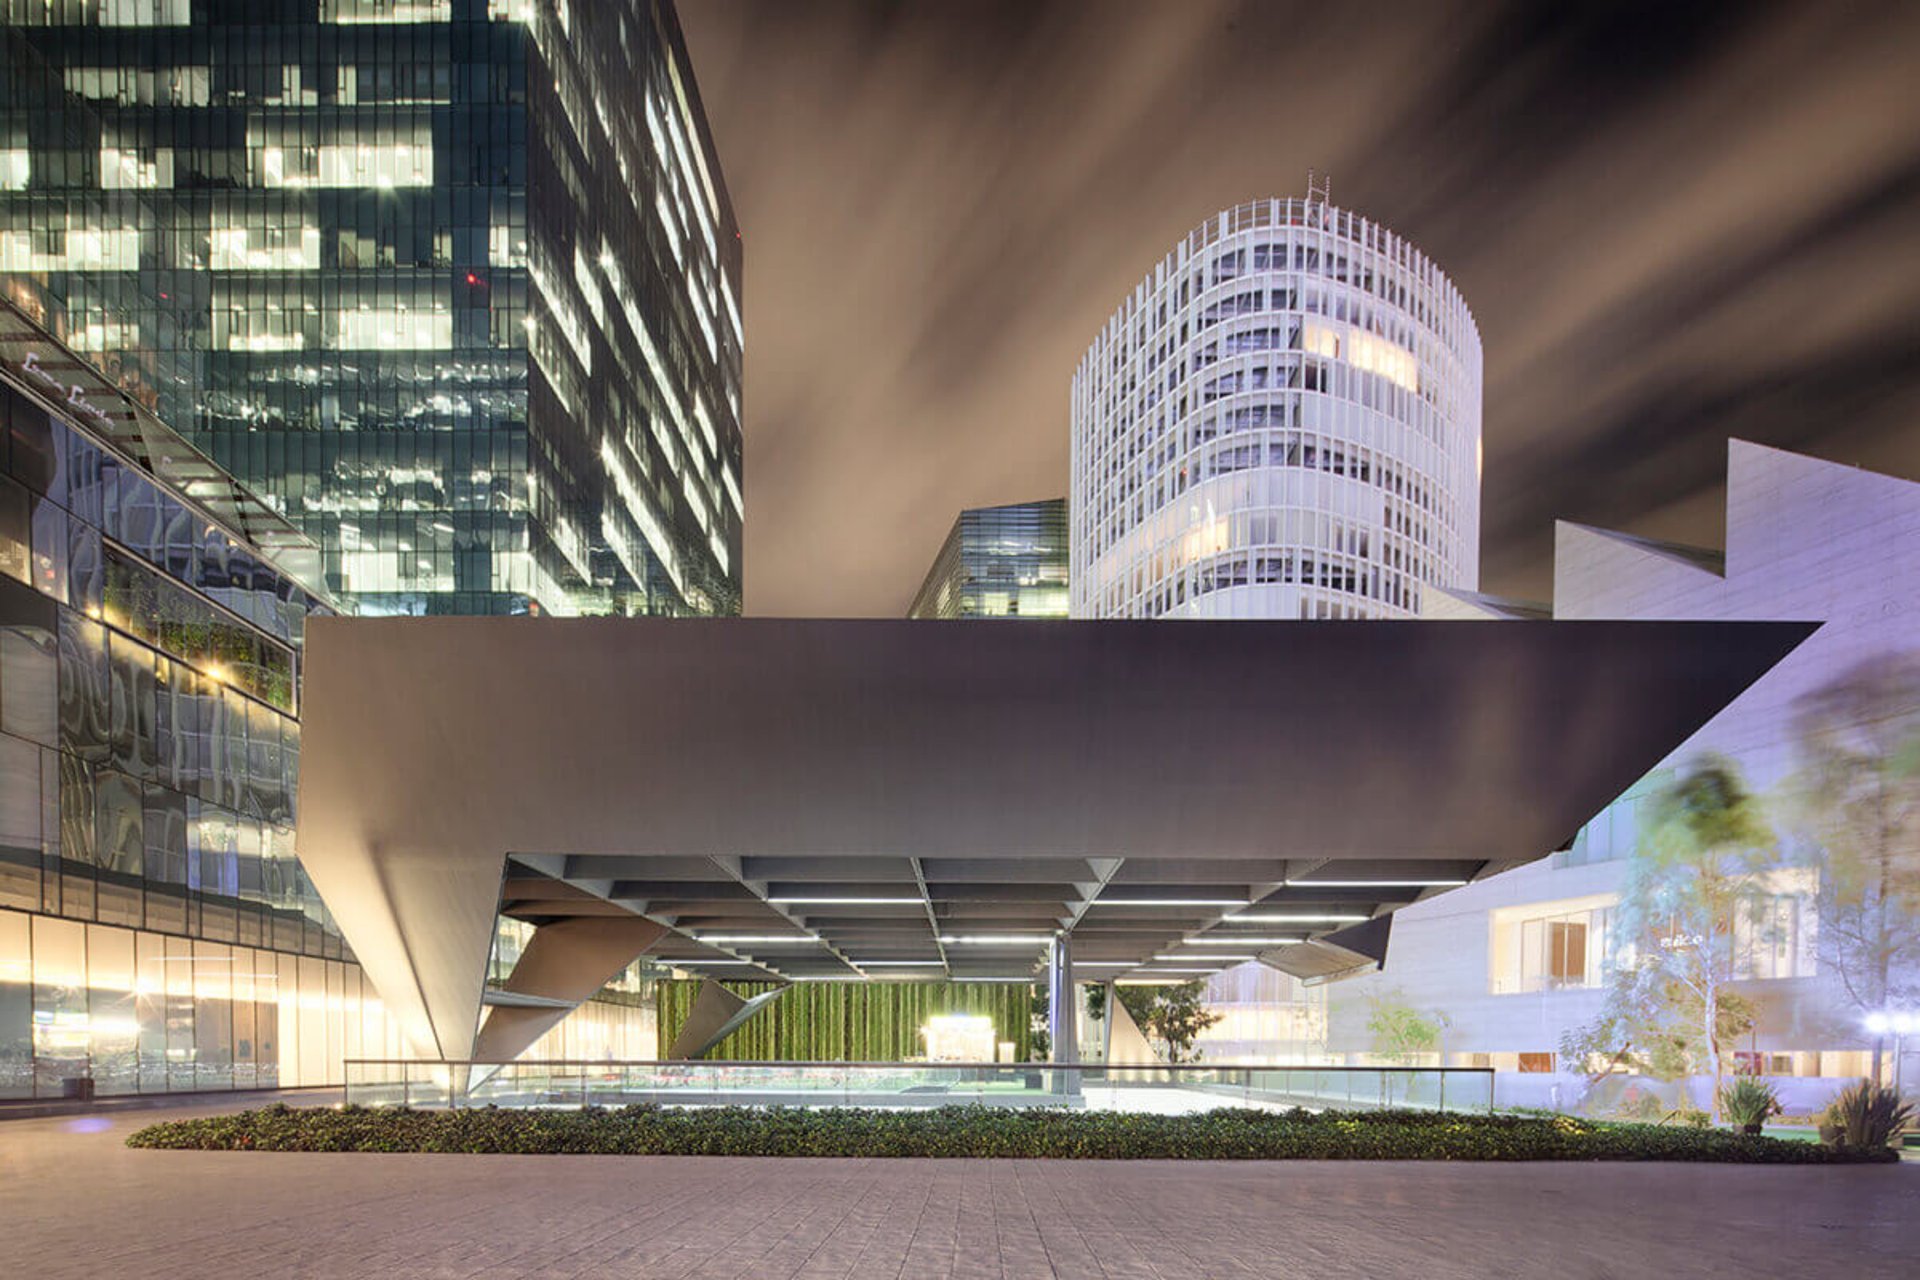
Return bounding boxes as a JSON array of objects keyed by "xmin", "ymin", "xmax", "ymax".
[
  {"xmin": 1086, "ymin": 899, "xmax": 1251, "ymax": 908},
  {"xmin": 1133, "ymin": 967, "xmax": 1216, "ymax": 974},
  {"xmin": 1284, "ymin": 880, "xmax": 1467, "ymax": 888},
  {"xmin": 1183, "ymin": 936, "xmax": 1301, "ymax": 946},
  {"xmin": 852, "ymin": 960, "xmax": 945, "ymax": 968},
  {"xmin": 938, "ymin": 935, "xmax": 1053, "ymax": 946},
  {"xmin": 960, "ymin": 977, "xmax": 1042, "ymax": 984},
  {"xmin": 803, "ymin": 974, "xmax": 924, "ymax": 982},
  {"xmin": 691, "ymin": 935, "xmax": 821, "ymax": 945},
  {"xmin": 770, "ymin": 896, "xmax": 925, "ymax": 905},
  {"xmin": 1154, "ymin": 954, "xmax": 1255, "ymax": 962},
  {"xmin": 1228, "ymin": 913, "xmax": 1370, "ymax": 924},
  {"xmin": 1074, "ymin": 961, "xmax": 1138, "ymax": 968}
]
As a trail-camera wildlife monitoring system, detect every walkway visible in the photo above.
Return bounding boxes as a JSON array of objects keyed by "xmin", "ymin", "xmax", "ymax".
[{"xmin": 4, "ymin": 1100, "xmax": 1916, "ymax": 1278}]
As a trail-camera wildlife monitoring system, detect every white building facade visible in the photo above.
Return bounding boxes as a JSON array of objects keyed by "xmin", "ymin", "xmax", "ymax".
[
  {"xmin": 1318, "ymin": 441, "xmax": 1920, "ymax": 1112},
  {"xmin": 1070, "ymin": 199, "xmax": 1482, "ymax": 619}
]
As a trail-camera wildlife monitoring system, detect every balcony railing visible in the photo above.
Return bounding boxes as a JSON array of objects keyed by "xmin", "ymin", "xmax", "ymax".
[{"xmin": 343, "ymin": 1059, "xmax": 1494, "ymax": 1115}]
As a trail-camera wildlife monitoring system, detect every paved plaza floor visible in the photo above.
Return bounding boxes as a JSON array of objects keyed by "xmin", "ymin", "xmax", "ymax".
[{"xmin": 5, "ymin": 1100, "xmax": 1917, "ymax": 1279}]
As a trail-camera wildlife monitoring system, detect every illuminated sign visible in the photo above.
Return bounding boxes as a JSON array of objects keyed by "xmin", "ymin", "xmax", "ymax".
[{"xmin": 15, "ymin": 349, "xmax": 117, "ymax": 433}]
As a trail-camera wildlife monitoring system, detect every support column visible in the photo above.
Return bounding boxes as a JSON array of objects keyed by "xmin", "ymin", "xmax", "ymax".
[
  {"xmin": 664, "ymin": 978, "xmax": 789, "ymax": 1060},
  {"xmin": 1048, "ymin": 933, "xmax": 1079, "ymax": 1098},
  {"xmin": 471, "ymin": 915, "xmax": 667, "ymax": 1063}
]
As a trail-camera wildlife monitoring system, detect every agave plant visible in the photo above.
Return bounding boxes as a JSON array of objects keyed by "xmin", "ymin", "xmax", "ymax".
[
  {"xmin": 1818, "ymin": 1080, "xmax": 1914, "ymax": 1158},
  {"xmin": 1720, "ymin": 1077, "xmax": 1782, "ymax": 1136}
]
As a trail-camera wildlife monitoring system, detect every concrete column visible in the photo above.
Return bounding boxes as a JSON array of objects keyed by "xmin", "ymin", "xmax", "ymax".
[
  {"xmin": 1048, "ymin": 932, "xmax": 1077, "ymax": 1065},
  {"xmin": 471, "ymin": 915, "xmax": 667, "ymax": 1063}
]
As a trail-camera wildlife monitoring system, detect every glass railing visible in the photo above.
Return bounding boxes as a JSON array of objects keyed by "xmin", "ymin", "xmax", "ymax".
[{"xmin": 342, "ymin": 1059, "xmax": 1494, "ymax": 1115}]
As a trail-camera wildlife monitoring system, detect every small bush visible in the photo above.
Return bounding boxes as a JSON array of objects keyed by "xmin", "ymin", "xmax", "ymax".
[
  {"xmin": 1720, "ymin": 1077, "xmax": 1782, "ymax": 1136},
  {"xmin": 1818, "ymin": 1081, "xmax": 1912, "ymax": 1160},
  {"xmin": 122, "ymin": 1103, "xmax": 1887, "ymax": 1163}
]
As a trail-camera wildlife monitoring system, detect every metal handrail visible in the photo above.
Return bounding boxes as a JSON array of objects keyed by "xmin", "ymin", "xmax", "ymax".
[{"xmin": 345, "ymin": 1058, "xmax": 1493, "ymax": 1074}]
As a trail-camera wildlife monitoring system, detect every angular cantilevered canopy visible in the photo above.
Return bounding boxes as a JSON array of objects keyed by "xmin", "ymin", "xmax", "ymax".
[{"xmin": 295, "ymin": 616, "xmax": 1812, "ymax": 1060}]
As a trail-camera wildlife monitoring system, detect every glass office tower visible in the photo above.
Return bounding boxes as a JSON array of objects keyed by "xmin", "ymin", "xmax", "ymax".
[
  {"xmin": 908, "ymin": 498, "xmax": 1069, "ymax": 620},
  {"xmin": 0, "ymin": 296, "xmax": 656, "ymax": 1096},
  {"xmin": 0, "ymin": 292, "xmax": 348, "ymax": 1095},
  {"xmin": 0, "ymin": 0, "xmax": 743, "ymax": 617}
]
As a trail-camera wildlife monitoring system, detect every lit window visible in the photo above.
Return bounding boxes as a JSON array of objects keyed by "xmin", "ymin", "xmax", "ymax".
[
  {"xmin": 209, "ymin": 225, "xmax": 320, "ymax": 271},
  {"xmin": 100, "ymin": 146, "xmax": 173, "ymax": 190},
  {"xmin": 1490, "ymin": 896, "xmax": 1616, "ymax": 994},
  {"xmin": 255, "ymin": 132, "xmax": 432, "ymax": 189},
  {"xmin": 333, "ymin": 308, "xmax": 452, "ymax": 350},
  {"xmin": 97, "ymin": 0, "xmax": 190, "ymax": 25},
  {"xmin": 320, "ymin": 0, "xmax": 450, "ymax": 22},
  {"xmin": 0, "ymin": 227, "xmax": 140, "ymax": 271},
  {"xmin": 67, "ymin": 320, "xmax": 139, "ymax": 351}
]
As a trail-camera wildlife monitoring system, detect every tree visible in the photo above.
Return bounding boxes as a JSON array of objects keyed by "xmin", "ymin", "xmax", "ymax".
[
  {"xmin": 1363, "ymin": 989, "xmax": 1451, "ymax": 1105},
  {"xmin": 1596, "ymin": 757, "xmax": 1777, "ymax": 1121},
  {"xmin": 1784, "ymin": 654, "xmax": 1920, "ymax": 1085},
  {"xmin": 1086, "ymin": 981, "xmax": 1222, "ymax": 1063},
  {"xmin": 1364, "ymin": 989, "xmax": 1447, "ymax": 1064},
  {"xmin": 1561, "ymin": 964, "xmax": 1756, "ymax": 1085}
]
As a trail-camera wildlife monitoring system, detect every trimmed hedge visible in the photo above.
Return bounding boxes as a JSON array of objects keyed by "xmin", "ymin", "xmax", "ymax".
[{"xmin": 125, "ymin": 1103, "xmax": 1891, "ymax": 1162}]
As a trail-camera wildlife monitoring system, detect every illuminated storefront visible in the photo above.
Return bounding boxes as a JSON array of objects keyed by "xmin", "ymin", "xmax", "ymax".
[{"xmin": 0, "ymin": 300, "xmax": 648, "ymax": 1096}]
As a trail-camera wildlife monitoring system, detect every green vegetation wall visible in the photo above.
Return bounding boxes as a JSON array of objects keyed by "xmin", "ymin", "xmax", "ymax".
[{"xmin": 656, "ymin": 981, "xmax": 1034, "ymax": 1061}]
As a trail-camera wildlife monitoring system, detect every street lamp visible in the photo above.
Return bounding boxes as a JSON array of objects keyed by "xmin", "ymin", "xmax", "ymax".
[{"xmin": 1865, "ymin": 1010, "xmax": 1916, "ymax": 1098}]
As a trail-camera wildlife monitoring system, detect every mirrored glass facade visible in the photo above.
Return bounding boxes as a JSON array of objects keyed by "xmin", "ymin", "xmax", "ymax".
[
  {"xmin": 0, "ymin": 298, "xmax": 653, "ymax": 1095},
  {"xmin": 0, "ymin": 0, "xmax": 743, "ymax": 618},
  {"xmin": 0, "ymin": 289, "xmax": 343, "ymax": 1093},
  {"xmin": 907, "ymin": 498, "xmax": 1069, "ymax": 620}
]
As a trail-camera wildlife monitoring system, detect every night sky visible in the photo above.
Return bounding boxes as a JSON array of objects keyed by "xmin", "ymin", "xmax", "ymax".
[{"xmin": 677, "ymin": 0, "xmax": 1920, "ymax": 617}]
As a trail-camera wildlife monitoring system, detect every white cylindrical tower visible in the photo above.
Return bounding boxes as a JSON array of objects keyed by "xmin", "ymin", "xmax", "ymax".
[{"xmin": 1070, "ymin": 198, "xmax": 1481, "ymax": 619}]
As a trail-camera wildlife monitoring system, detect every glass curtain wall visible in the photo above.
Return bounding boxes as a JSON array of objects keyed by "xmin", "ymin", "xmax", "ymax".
[
  {"xmin": 907, "ymin": 499, "xmax": 1069, "ymax": 620},
  {"xmin": 0, "ymin": 0, "xmax": 743, "ymax": 619},
  {"xmin": 0, "ymin": 905, "xmax": 656, "ymax": 1096}
]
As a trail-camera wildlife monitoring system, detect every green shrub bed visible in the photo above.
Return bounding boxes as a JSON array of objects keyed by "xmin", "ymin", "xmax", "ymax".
[{"xmin": 125, "ymin": 1103, "xmax": 1891, "ymax": 1162}]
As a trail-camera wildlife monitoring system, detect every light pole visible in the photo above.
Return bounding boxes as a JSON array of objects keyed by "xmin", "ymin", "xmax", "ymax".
[{"xmin": 1865, "ymin": 1011, "xmax": 1915, "ymax": 1098}]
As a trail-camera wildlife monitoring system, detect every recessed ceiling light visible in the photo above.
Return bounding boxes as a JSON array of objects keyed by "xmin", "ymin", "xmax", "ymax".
[
  {"xmin": 938, "ymin": 935, "xmax": 1053, "ymax": 946},
  {"xmin": 1184, "ymin": 936, "xmax": 1301, "ymax": 945},
  {"xmin": 1228, "ymin": 913, "xmax": 1370, "ymax": 924},
  {"xmin": 1086, "ymin": 898, "xmax": 1250, "ymax": 908},
  {"xmin": 1284, "ymin": 880, "xmax": 1466, "ymax": 888},
  {"xmin": 769, "ymin": 896, "xmax": 924, "ymax": 905},
  {"xmin": 691, "ymin": 935, "xmax": 822, "ymax": 945}
]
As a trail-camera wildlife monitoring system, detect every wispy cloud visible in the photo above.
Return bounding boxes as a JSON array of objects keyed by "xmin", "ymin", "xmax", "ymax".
[{"xmin": 681, "ymin": 0, "xmax": 1920, "ymax": 613}]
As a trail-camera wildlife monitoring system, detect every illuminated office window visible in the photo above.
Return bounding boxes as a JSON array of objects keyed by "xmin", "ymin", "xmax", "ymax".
[
  {"xmin": 332, "ymin": 308, "xmax": 452, "ymax": 351},
  {"xmin": 320, "ymin": 0, "xmax": 450, "ymax": 22},
  {"xmin": 0, "ymin": 226, "xmax": 139, "ymax": 271},
  {"xmin": 209, "ymin": 224, "xmax": 320, "ymax": 271},
  {"xmin": 100, "ymin": 146, "xmax": 173, "ymax": 190}
]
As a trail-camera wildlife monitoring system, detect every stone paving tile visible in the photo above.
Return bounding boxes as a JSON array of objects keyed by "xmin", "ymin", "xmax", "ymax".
[{"xmin": 5, "ymin": 1102, "xmax": 1919, "ymax": 1279}]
